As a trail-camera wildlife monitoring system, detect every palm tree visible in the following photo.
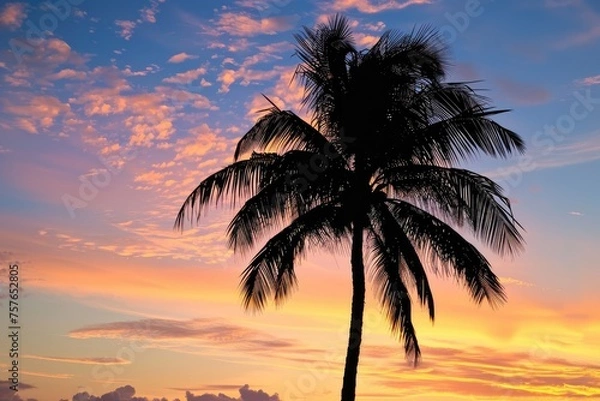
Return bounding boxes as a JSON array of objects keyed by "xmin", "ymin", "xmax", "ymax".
[{"xmin": 175, "ymin": 15, "xmax": 525, "ymax": 401}]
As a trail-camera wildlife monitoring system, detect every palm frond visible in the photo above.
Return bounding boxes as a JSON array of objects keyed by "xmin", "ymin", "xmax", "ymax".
[
  {"xmin": 380, "ymin": 165, "xmax": 524, "ymax": 256},
  {"xmin": 240, "ymin": 202, "xmax": 351, "ymax": 311},
  {"xmin": 174, "ymin": 152, "xmax": 280, "ymax": 230},
  {"xmin": 386, "ymin": 199, "xmax": 507, "ymax": 307},
  {"xmin": 234, "ymin": 106, "xmax": 334, "ymax": 161},
  {"xmin": 367, "ymin": 226, "xmax": 421, "ymax": 365},
  {"xmin": 228, "ymin": 151, "xmax": 352, "ymax": 253},
  {"xmin": 368, "ymin": 202, "xmax": 435, "ymax": 320},
  {"xmin": 293, "ymin": 14, "xmax": 357, "ymax": 130}
]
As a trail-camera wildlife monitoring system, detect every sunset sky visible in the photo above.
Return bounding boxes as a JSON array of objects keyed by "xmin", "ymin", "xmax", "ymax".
[{"xmin": 0, "ymin": 0, "xmax": 599, "ymax": 400}]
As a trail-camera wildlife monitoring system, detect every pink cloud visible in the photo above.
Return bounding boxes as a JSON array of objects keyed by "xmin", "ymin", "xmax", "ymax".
[
  {"xmin": 168, "ymin": 52, "xmax": 199, "ymax": 63},
  {"xmin": 495, "ymin": 77, "xmax": 552, "ymax": 105},
  {"xmin": 162, "ymin": 67, "xmax": 207, "ymax": 84},
  {"xmin": 47, "ymin": 68, "xmax": 87, "ymax": 81},
  {"xmin": 174, "ymin": 124, "xmax": 229, "ymax": 161},
  {"xmin": 217, "ymin": 66, "xmax": 280, "ymax": 93},
  {"xmin": 329, "ymin": 0, "xmax": 431, "ymax": 14},
  {"xmin": 4, "ymin": 95, "xmax": 71, "ymax": 133},
  {"xmin": 354, "ymin": 32, "xmax": 379, "ymax": 48},
  {"xmin": 115, "ymin": 20, "xmax": 136, "ymax": 40},
  {"xmin": 140, "ymin": 0, "xmax": 166, "ymax": 23},
  {"xmin": 577, "ymin": 74, "xmax": 600, "ymax": 86},
  {"xmin": 0, "ymin": 2, "xmax": 26, "ymax": 30},
  {"xmin": 215, "ymin": 12, "xmax": 295, "ymax": 36}
]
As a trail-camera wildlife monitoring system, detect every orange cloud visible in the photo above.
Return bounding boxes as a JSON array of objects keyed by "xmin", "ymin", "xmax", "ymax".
[
  {"xmin": 162, "ymin": 67, "xmax": 207, "ymax": 84},
  {"xmin": 23, "ymin": 355, "xmax": 131, "ymax": 365},
  {"xmin": 174, "ymin": 124, "xmax": 229, "ymax": 161},
  {"xmin": 0, "ymin": 2, "xmax": 26, "ymax": 30},
  {"xmin": 215, "ymin": 12, "xmax": 295, "ymax": 36},
  {"xmin": 4, "ymin": 95, "xmax": 71, "ymax": 133}
]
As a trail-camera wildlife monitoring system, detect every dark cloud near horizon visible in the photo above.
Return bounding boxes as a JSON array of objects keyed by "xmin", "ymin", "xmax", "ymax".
[
  {"xmin": 0, "ymin": 380, "xmax": 36, "ymax": 401},
  {"xmin": 68, "ymin": 385, "xmax": 279, "ymax": 401}
]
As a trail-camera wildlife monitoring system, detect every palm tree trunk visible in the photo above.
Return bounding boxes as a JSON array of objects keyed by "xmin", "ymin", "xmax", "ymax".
[{"xmin": 340, "ymin": 218, "xmax": 366, "ymax": 401}]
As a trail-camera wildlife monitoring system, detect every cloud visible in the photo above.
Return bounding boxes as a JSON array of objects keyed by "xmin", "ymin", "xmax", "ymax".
[
  {"xmin": 256, "ymin": 41, "xmax": 294, "ymax": 54},
  {"xmin": 364, "ymin": 21, "xmax": 386, "ymax": 31},
  {"xmin": 495, "ymin": 77, "xmax": 552, "ymax": 105},
  {"xmin": 66, "ymin": 385, "xmax": 279, "ymax": 401},
  {"xmin": 5, "ymin": 37, "xmax": 85, "ymax": 72},
  {"xmin": 186, "ymin": 385, "xmax": 280, "ymax": 401},
  {"xmin": 328, "ymin": 0, "xmax": 431, "ymax": 14},
  {"xmin": 141, "ymin": 0, "xmax": 166, "ymax": 23},
  {"xmin": 168, "ymin": 52, "xmax": 199, "ymax": 63},
  {"xmin": 450, "ymin": 63, "xmax": 480, "ymax": 81},
  {"xmin": 0, "ymin": 2, "xmax": 26, "ymax": 30},
  {"xmin": 568, "ymin": 211, "xmax": 584, "ymax": 216},
  {"xmin": 162, "ymin": 67, "xmax": 207, "ymax": 84},
  {"xmin": 577, "ymin": 74, "xmax": 600, "ymax": 86},
  {"xmin": 215, "ymin": 12, "xmax": 295, "ymax": 36},
  {"xmin": 483, "ymin": 131, "xmax": 600, "ymax": 183},
  {"xmin": 115, "ymin": 20, "xmax": 137, "ymax": 40},
  {"xmin": 551, "ymin": 0, "xmax": 600, "ymax": 48},
  {"xmin": 361, "ymin": 342, "xmax": 600, "ymax": 398},
  {"xmin": 174, "ymin": 124, "xmax": 229, "ymax": 161},
  {"xmin": 354, "ymin": 32, "xmax": 379, "ymax": 48},
  {"xmin": 72, "ymin": 385, "xmax": 136, "ymax": 401},
  {"xmin": 0, "ymin": 380, "xmax": 35, "ymax": 401},
  {"xmin": 245, "ymin": 66, "xmax": 306, "ymax": 120},
  {"xmin": 47, "ymin": 68, "xmax": 87, "ymax": 81},
  {"xmin": 217, "ymin": 65, "xmax": 280, "ymax": 93},
  {"xmin": 68, "ymin": 317, "xmax": 298, "ymax": 355},
  {"xmin": 72, "ymin": 66, "xmax": 215, "ymax": 149},
  {"xmin": 114, "ymin": 0, "xmax": 166, "ymax": 40},
  {"xmin": 156, "ymin": 86, "xmax": 217, "ymax": 110},
  {"xmin": 23, "ymin": 355, "xmax": 131, "ymax": 365},
  {"xmin": 3, "ymin": 95, "xmax": 72, "ymax": 134},
  {"xmin": 500, "ymin": 277, "xmax": 535, "ymax": 287}
]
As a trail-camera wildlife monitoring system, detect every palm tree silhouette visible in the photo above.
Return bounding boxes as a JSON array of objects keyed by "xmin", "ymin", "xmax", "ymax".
[{"xmin": 175, "ymin": 15, "xmax": 525, "ymax": 401}]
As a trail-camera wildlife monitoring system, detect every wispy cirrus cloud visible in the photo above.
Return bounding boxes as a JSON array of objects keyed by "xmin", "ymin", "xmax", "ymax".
[
  {"xmin": 24, "ymin": 355, "xmax": 131, "ymax": 365},
  {"xmin": 361, "ymin": 342, "xmax": 600, "ymax": 398},
  {"xmin": 577, "ymin": 74, "xmax": 600, "ymax": 86},
  {"xmin": 495, "ymin": 77, "xmax": 552, "ymax": 105},
  {"xmin": 327, "ymin": 0, "xmax": 432, "ymax": 14},
  {"xmin": 69, "ymin": 317, "xmax": 299, "ymax": 355}
]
